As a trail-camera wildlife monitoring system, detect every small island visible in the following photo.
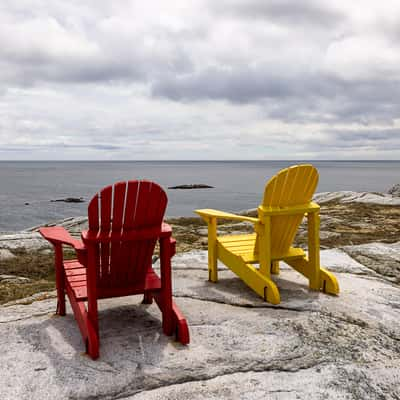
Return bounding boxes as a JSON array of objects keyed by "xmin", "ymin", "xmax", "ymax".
[
  {"xmin": 168, "ymin": 184, "xmax": 214, "ymax": 190},
  {"xmin": 50, "ymin": 197, "xmax": 85, "ymax": 203}
]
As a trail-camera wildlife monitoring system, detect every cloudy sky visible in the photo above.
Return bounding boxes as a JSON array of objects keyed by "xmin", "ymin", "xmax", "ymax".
[{"xmin": 0, "ymin": 0, "xmax": 399, "ymax": 160}]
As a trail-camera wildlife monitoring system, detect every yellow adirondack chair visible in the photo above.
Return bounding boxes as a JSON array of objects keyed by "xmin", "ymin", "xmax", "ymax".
[{"xmin": 195, "ymin": 164, "xmax": 339, "ymax": 304}]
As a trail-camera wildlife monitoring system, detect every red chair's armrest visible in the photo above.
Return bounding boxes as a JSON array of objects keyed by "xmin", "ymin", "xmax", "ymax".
[
  {"xmin": 39, "ymin": 226, "xmax": 86, "ymax": 251},
  {"xmin": 161, "ymin": 222, "xmax": 172, "ymax": 237},
  {"xmin": 81, "ymin": 222, "xmax": 173, "ymax": 243},
  {"xmin": 160, "ymin": 223, "xmax": 176, "ymax": 256}
]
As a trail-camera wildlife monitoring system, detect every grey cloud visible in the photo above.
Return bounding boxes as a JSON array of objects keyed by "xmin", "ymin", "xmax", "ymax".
[
  {"xmin": 60, "ymin": 144, "xmax": 123, "ymax": 150},
  {"xmin": 152, "ymin": 65, "xmax": 400, "ymax": 125},
  {"xmin": 152, "ymin": 67, "xmax": 295, "ymax": 103},
  {"xmin": 213, "ymin": 0, "xmax": 346, "ymax": 28},
  {"xmin": 325, "ymin": 129, "xmax": 400, "ymax": 145},
  {"xmin": 0, "ymin": 143, "xmax": 123, "ymax": 152},
  {"xmin": 298, "ymin": 128, "xmax": 400, "ymax": 153}
]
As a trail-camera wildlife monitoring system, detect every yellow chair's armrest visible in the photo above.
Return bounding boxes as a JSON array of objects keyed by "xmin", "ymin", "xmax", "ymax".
[
  {"xmin": 258, "ymin": 202, "xmax": 320, "ymax": 217},
  {"xmin": 195, "ymin": 209, "xmax": 259, "ymax": 223}
]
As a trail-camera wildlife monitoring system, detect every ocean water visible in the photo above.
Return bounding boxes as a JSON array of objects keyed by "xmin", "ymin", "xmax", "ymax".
[{"xmin": 0, "ymin": 160, "xmax": 399, "ymax": 232}]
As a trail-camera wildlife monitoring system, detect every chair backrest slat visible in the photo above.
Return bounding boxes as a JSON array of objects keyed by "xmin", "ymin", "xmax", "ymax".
[
  {"xmin": 112, "ymin": 182, "xmax": 127, "ymax": 232},
  {"xmin": 100, "ymin": 185, "xmax": 113, "ymax": 231},
  {"xmin": 86, "ymin": 180, "xmax": 168, "ymax": 290},
  {"xmin": 261, "ymin": 165, "xmax": 319, "ymax": 256},
  {"xmin": 123, "ymin": 181, "xmax": 140, "ymax": 229},
  {"xmin": 88, "ymin": 194, "xmax": 99, "ymax": 230}
]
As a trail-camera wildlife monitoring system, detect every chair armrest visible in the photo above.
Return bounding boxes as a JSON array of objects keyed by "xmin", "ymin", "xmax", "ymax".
[
  {"xmin": 161, "ymin": 222, "xmax": 173, "ymax": 236},
  {"xmin": 82, "ymin": 222, "xmax": 173, "ymax": 243},
  {"xmin": 39, "ymin": 226, "xmax": 86, "ymax": 251},
  {"xmin": 258, "ymin": 202, "xmax": 320, "ymax": 217},
  {"xmin": 195, "ymin": 209, "xmax": 259, "ymax": 223}
]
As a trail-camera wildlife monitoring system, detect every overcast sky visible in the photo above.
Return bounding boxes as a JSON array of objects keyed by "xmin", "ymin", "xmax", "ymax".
[{"xmin": 0, "ymin": 0, "xmax": 399, "ymax": 160}]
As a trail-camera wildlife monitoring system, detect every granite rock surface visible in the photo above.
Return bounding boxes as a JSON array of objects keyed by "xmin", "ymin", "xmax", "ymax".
[{"xmin": 1, "ymin": 247, "xmax": 400, "ymax": 400}]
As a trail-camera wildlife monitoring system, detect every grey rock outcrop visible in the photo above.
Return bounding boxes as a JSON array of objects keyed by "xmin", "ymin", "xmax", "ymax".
[
  {"xmin": 1, "ymin": 246, "xmax": 400, "ymax": 399},
  {"xmin": 0, "ymin": 217, "xmax": 88, "ymax": 254},
  {"xmin": 313, "ymin": 191, "xmax": 400, "ymax": 205},
  {"xmin": 342, "ymin": 241, "xmax": 400, "ymax": 282},
  {"xmin": 26, "ymin": 216, "xmax": 88, "ymax": 233},
  {"xmin": 0, "ymin": 249, "xmax": 15, "ymax": 260},
  {"xmin": 0, "ymin": 274, "xmax": 30, "ymax": 284},
  {"xmin": 0, "ymin": 232, "xmax": 50, "ymax": 252},
  {"xmin": 388, "ymin": 184, "xmax": 400, "ymax": 197}
]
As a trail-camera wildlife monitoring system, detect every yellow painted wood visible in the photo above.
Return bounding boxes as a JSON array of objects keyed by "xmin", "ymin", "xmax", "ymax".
[
  {"xmin": 258, "ymin": 202, "xmax": 320, "ymax": 217},
  {"xmin": 307, "ymin": 210, "xmax": 321, "ymax": 290},
  {"xmin": 271, "ymin": 261, "xmax": 280, "ymax": 275},
  {"xmin": 218, "ymin": 234, "xmax": 257, "ymax": 243},
  {"xmin": 196, "ymin": 164, "xmax": 339, "ymax": 304},
  {"xmin": 257, "ymin": 218, "xmax": 271, "ymax": 277},
  {"xmin": 286, "ymin": 258, "xmax": 339, "ymax": 295},
  {"xmin": 219, "ymin": 234, "xmax": 305, "ymax": 260},
  {"xmin": 195, "ymin": 209, "xmax": 258, "ymax": 223},
  {"xmin": 217, "ymin": 244, "xmax": 280, "ymax": 304},
  {"xmin": 207, "ymin": 217, "xmax": 218, "ymax": 282},
  {"xmin": 320, "ymin": 268, "xmax": 340, "ymax": 294}
]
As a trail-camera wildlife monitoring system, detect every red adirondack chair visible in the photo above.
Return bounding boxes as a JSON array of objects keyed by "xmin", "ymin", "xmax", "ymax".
[{"xmin": 40, "ymin": 180, "xmax": 189, "ymax": 359}]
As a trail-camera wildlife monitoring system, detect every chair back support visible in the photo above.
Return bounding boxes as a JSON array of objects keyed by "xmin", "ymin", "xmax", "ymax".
[
  {"xmin": 87, "ymin": 180, "xmax": 167, "ymax": 289},
  {"xmin": 261, "ymin": 165, "xmax": 319, "ymax": 257}
]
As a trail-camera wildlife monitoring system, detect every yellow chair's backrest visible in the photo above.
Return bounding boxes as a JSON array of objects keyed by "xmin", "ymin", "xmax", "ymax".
[{"xmin": 261, "ymin": 164, "xmax": 319, "ymax": 257}]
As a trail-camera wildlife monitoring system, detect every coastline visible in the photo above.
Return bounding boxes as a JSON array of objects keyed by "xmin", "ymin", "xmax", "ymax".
[
  {"xmin": 1, "ymin": 189, "xmax": 399, "ymax": 304},
  {"xmin": 0, "ymin": 189, "xmax": 400, "ymax": 399}
]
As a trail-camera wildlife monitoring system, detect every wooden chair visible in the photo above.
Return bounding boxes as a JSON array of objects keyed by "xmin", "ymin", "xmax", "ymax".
[
  {"xmin": 40, "ymin": 180, "xmax": 189, "ymax": 359},
  {"xmin": 196, "ymin": 165, "xmax": 339, "ymax": 304}
]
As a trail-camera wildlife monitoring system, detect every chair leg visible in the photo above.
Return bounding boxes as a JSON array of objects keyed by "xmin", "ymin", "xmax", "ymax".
[
  {"xmin": 152, "ymin": 290, "xmax": 173, "ymax": 336},
  {"xmin": 142, "ymin": 291, "xmax": 153, "ymax": 304},
  {"xmin": 208, "ymin": 217, "xmax": 218, "ymax": 282},
  {"xmin": 271, "ymin": 261, "xmax": 280, "ymax": 275},
  {"xmin": 222, "ymin": 256, "xmax": 281, "ymax": 304},
  {"xmin": 320, "ymin": 267, "xmax": 340, "ymax": 295},
  {"xmin": 56, "ymin": 297, "xmax": 66, "ymax": 316},
  {"xmin": 86, "ymin": 321, "xmax": 100, "ymax": 360},
  {"xmin": 286, "ymin": 259, "xmax": 339, "ymax": 295},
  {"xmin": 173, "ymin": 302, "xmax": 190, "ymax": 345},
  {"xmin": 307, "ymin": 210, "xmax": 321, "ymax": 290},
  {"xmin": 158, "ymin": 237, "xmax": 174, "ymax": 336},
  {"xmin": 54, "ymin": 245, "xmax": 66, "ymax": 316}
]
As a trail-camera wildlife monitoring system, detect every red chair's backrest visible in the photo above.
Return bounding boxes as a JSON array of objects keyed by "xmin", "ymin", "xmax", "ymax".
[{"xmin": 87, "ymin": 181, "xmax": 167, "ymax": 290}]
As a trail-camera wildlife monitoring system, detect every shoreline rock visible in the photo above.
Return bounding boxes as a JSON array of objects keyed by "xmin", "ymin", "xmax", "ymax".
[
  {"xmin": 313, "ymin": 190, "xmax": 400, "ymax": 205},
  {"xmin": 388, "ymin": 184, "xmax": 400, "ymax": 197},
  {"xmin": 50, "ymin": 197, "xmax": 85, "ymax": 203},
  {"xmin": 168, "ymin": 184, "xmax": 214, "ymax": 189}
]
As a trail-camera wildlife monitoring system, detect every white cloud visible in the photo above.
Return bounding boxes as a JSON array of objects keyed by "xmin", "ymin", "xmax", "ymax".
[{"xmin": 0, "ymin": 0, "xmax": 399, "ymax": 159}]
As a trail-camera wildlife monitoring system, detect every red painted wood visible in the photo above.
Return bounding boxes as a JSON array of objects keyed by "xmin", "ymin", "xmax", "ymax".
[
  {"xmin": 129, "ymin": 182, "xmax": 163, "ymax": 285},
  {"xmin": 88, "ymin": 194, "xmax": 99, "ymax": 231},
  {"xmin": 99, "ymin": 185, "xmax": 112, "ymax": 285},
  {"xmin": 110, "ymin": 182, "xmax": 126, "ymax": 285},
  {"xmin": 100, "ymin": 185, "xmax": 112, "ymax": 231},
  {"xmin": 120, "ymin": 181, "xmax": 140, "ymax": 285},
  {"xmin": 40, "ymin": 180, "xmax": 189, "ymax": 359},
  {"xmin": 39, "ymin": 226, "xmax": 84, "ymax": 249},
  {"xmin": 112, "ymin": 181, "xmax": 126, "ymax": 231},
  {"xmin": 54, "ymin": 243, "xmax": 66, "ymax": 316},
  {"xmin": 159, "ymin": 236, "xmax": 173, "ymax": 335},
  {"xmin": 65, "ymin": 283, "xmax": 88, "ymax": 338},
  {"xmin": 133, "ymin": 181, "xmax": 152, "ymax": 228},
  {"xmin": 123, "ymin": 181, "xmax": 140, "ymax": 229}
]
